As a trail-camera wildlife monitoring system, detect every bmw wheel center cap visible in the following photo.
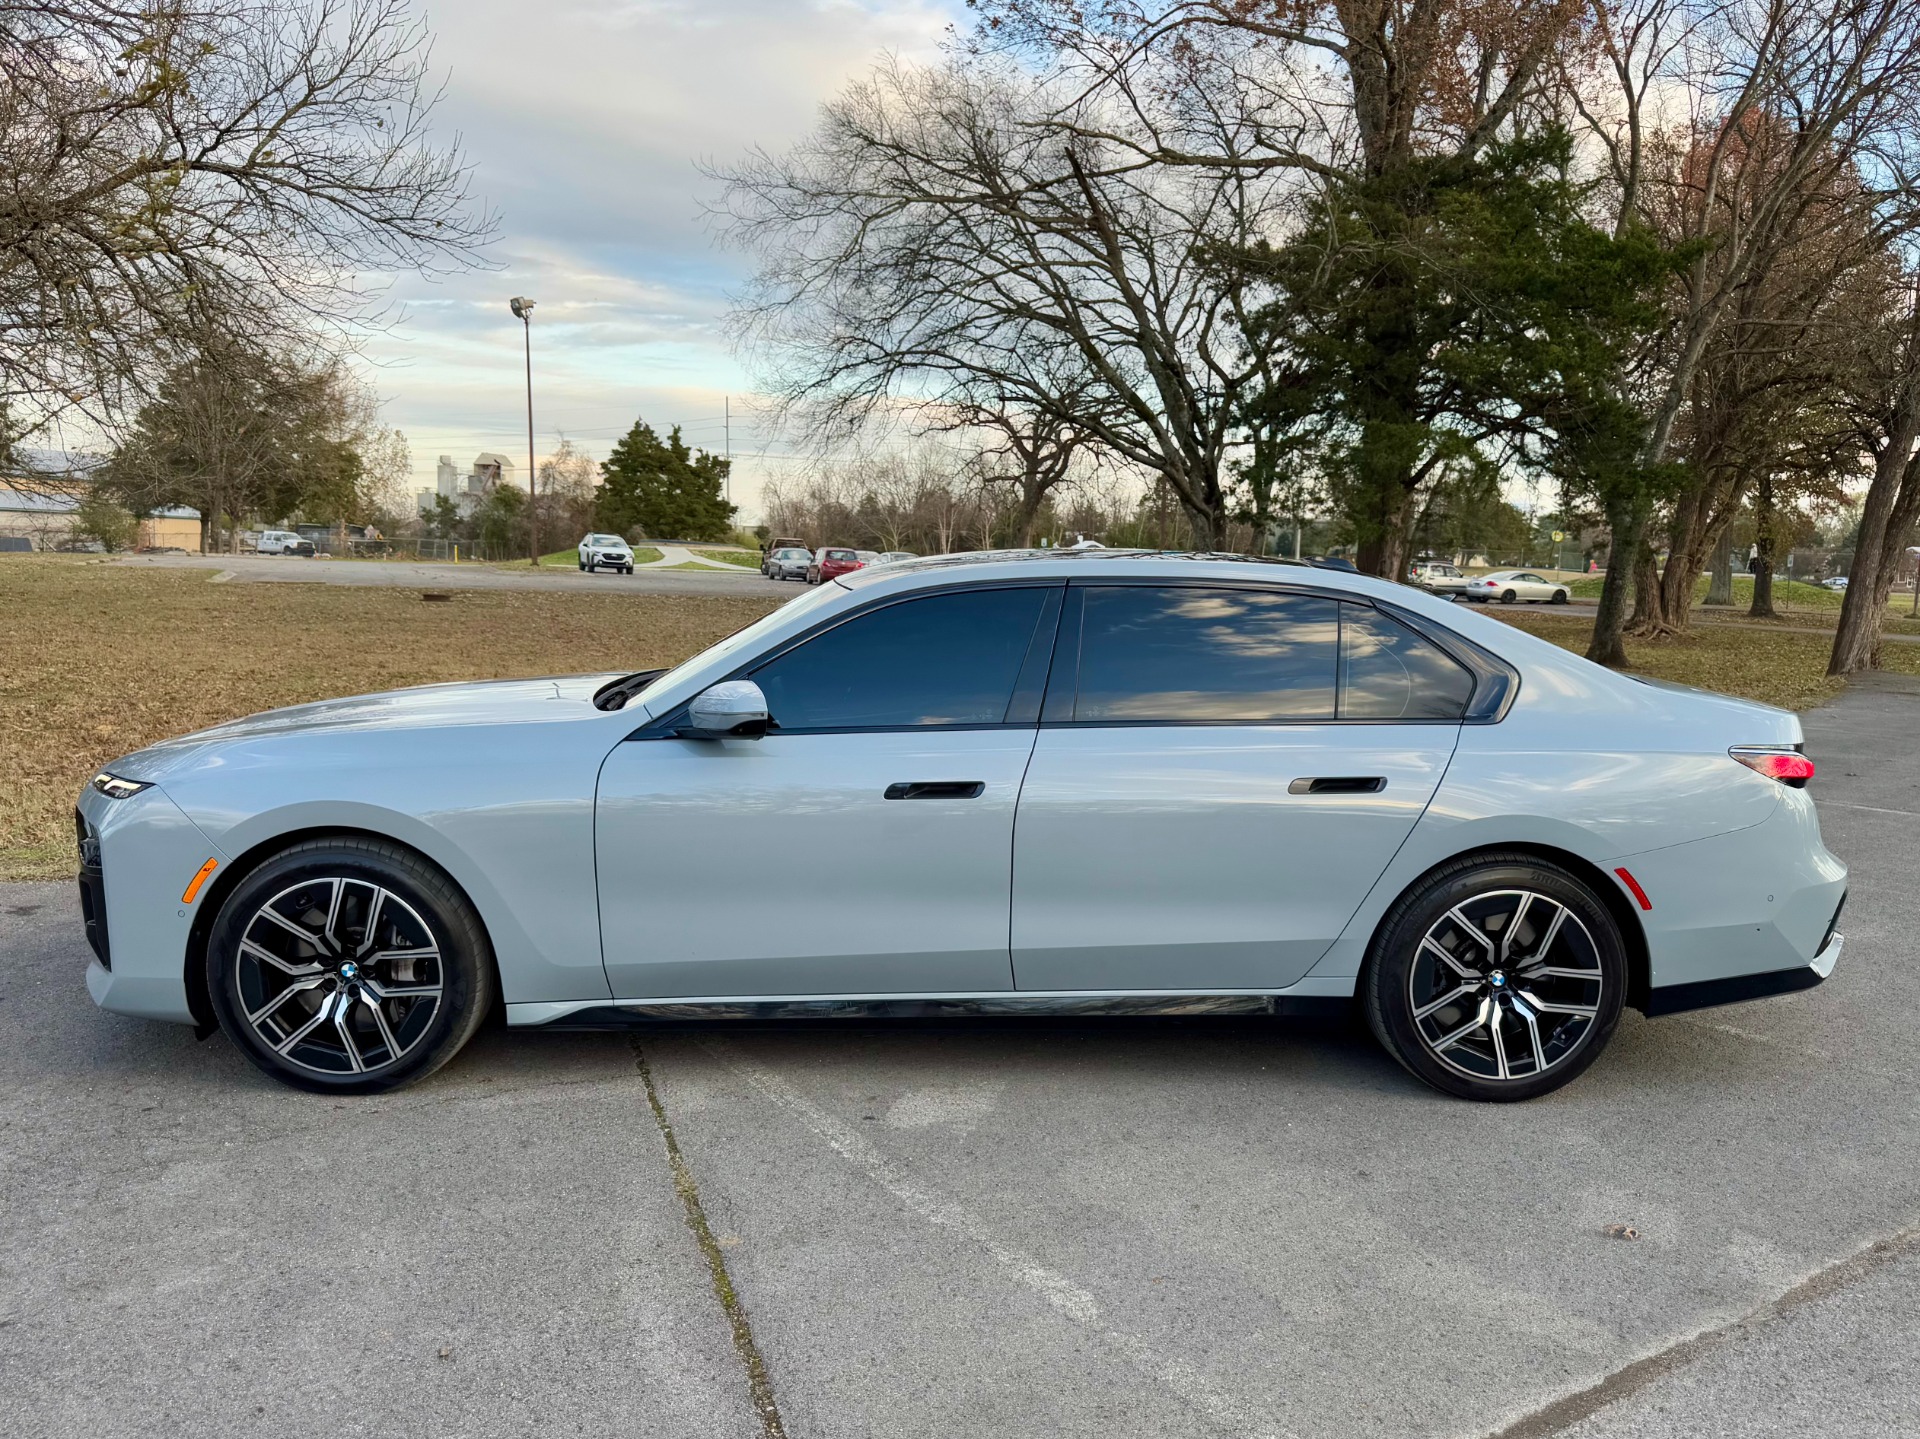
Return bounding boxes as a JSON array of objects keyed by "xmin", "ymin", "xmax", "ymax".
[{"xmin": 339, "ymin": 961, "xmax": 360, "ymax": 980}]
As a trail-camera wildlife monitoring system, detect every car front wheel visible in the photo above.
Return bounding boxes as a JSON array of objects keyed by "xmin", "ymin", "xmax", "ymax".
[
  {"xmin": 205, "ymin": 837, "xmax": 494, "ymax": 1094},
  {"xmin": 1363, "ymin": 854, "xmax": 1626, "ymax": 1101}
]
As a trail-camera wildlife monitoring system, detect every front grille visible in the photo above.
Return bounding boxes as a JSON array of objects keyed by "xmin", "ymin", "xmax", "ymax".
[{"xmin": 74, "ymin": 810, "xmax": 110, "ymax": 969}]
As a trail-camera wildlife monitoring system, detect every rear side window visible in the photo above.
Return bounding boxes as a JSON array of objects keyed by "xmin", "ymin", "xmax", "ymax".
[
  {"xmin": 1073, "ymin": 587, "xmax": 1339, "ymax": 721},
  {"xmin": 752, "ymin": 588, "xmax": 1051, "ymax": 730},
  {"xmin": 1339, "ymin": 606, "xmax": 1475, "ymax": 719}
]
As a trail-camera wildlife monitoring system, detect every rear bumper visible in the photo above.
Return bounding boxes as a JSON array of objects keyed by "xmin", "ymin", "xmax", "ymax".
[{"xmin": 1646, "ymin": 931, "xmax": 1842, "ymax": 1016}]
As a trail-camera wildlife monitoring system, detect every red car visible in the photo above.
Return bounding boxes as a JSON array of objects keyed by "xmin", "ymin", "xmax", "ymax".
[{"xmin": 807, "ymin": 546, "xmax": 864, "ymax": 585}]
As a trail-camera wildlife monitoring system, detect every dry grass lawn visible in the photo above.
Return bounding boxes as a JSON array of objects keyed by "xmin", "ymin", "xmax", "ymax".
[
  {"xmin": 0, "ymin": 556, "xmax": 779, "ymax": 880},
  {"xmin": 1491, "ymin": 610, "xmax": 1920, "ymax": 710}
]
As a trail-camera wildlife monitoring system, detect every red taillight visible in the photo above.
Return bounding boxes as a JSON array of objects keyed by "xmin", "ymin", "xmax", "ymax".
[{"xmin": 1730, "ymin": 746, "xmax": 1815, "ymax": 787}]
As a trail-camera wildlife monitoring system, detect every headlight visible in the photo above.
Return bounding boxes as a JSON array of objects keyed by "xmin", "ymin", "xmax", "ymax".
[{"xmin": 91, "ymin": 772, "xmax": 152, "ymax": 800}]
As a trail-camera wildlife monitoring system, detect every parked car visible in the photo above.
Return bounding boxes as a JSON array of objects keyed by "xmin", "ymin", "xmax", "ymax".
[
  {"xmin": 807, "ymin": 547, "xmax": 864, "ymax": 584},
  {"xmin": 1408, "ymin": 561, "xmax": 1470, "ymax": 597},
  {"xmin": 578, "ymin": 533, "xmax": 635, "ymax": 574},
  {"xmin": 762, "ymin": 538, "xmax": 809, "ymax": 577},
  {"xmin": 1465, "ymin": 570, "xmax": 1570, "ymax": 605},
  {"xmin": 1824, "ymin": 576, "xmax": 1849, "ymax": 591},
  {"xmin": 765, "ymin": 546, "xmax": 813, "ymax": 582},
  {"xmin": 873, "ymin": 551, "xmax": 918, "ymax": 566},
  {"xmin": 257, "ymin": 530, "xmax": 315, "ymax": 557},
  {"xmin": 78, "ymin": 550, "xmax": 1845, "ymax": 1101}
]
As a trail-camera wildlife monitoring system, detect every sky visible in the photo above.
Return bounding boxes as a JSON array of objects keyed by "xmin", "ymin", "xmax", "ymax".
[{"xmin": 363, "ymin": 0, "xmax": 965, "ymax": 523}]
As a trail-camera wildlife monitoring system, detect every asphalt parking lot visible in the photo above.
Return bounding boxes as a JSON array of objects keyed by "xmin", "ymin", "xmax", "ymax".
[{"xmin": 3, "ymin": 680, "xmax": 1917, "ymax": 1438}]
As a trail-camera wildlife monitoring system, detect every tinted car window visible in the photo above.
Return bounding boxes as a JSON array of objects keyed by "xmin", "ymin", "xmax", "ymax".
[
  {"xmin": 1338, "ymin": 606, "xmax": 1475, "ymax": 719},
  {"xmin": 1074, "ymin": 587, "xmax": 1339, "ymax": 721},
  {"xmin": 753, "ymin": 588, "xmax": 1050, "ymax": 730}
]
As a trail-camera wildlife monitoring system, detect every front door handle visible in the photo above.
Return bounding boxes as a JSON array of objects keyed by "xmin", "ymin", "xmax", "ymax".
[
  {"xmin": 1288, "ymin": 776, "xmax": 1386, "ymax": 795},
  {"xmin": 884, "ymin": 781, "xmax": 986, "ymax": 800}
]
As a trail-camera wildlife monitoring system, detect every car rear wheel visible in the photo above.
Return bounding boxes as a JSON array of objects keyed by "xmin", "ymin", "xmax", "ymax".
[
  {"xmin": 1363, "ymin": 854, "xmax": 1625, "ymax": 1101},
  {"xmin": 206, "ymin": 838, "xmax": 494, "ymax": 1094},
  {"xmin": 1500, "ymin": 588, "xmax": 1517, "ymax": 603},
  {"xmin": 1551, "ymin": 589, "xmax": 1569, "ymax": 604}
]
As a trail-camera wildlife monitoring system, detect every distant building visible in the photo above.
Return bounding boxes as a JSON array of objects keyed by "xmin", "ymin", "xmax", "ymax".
[
  {"xmin": 416, "ymin": 452, "xmax": 521, "ymax": 519},
  {"xmin": 0, "ymin": 487, "xmax": 202, "ymax": 552}
]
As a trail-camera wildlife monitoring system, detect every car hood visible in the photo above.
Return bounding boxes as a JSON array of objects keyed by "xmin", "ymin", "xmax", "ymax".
[{"xmin": 107, "ymin": 674, "xmax": 624, "ymax": 780}]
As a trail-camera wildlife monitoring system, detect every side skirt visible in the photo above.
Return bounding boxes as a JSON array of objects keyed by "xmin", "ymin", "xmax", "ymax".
[{"xmin": 516, "ymin": 992, "xmax": 1356, "ymax": 1028}]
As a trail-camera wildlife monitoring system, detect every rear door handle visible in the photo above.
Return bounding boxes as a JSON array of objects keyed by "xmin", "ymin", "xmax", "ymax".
[
  {"xmin": 1288, "ymin": 776, "xmax": 1386, "ymax": 795},
  {"xmin": 884, "ymin": 781, "xmax": 986, "ymax": 800}
]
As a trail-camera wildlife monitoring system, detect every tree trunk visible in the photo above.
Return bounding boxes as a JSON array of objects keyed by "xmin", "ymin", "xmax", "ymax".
[
  {"xmin": 1586, "ymin": 498, "xmax": 1647, "ymax": 668},
  {"xmin": 1704, "ymin": 526, "xmax": 1734, "ymax": 605},
  {"xmin": 1749, "ymin": 476, "xmax": 1778, "ymax": 619},
  {"xmin": 1628, "ymin": 540, "xmax": 1662, "ymax": 632}
]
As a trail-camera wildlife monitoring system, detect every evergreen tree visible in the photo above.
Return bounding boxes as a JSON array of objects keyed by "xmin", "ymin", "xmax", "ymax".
[{"xmin": 596, "ymin": 419, "xmax": 736, "ymax": 540}]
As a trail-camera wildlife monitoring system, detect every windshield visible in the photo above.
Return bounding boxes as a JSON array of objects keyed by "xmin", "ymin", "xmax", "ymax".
[
  {"xmin": 627, "ymin": 582, "xmax": 846, "ymax": 709},
  {"xmin": 587, "ymin": 534, "xmax": 623, "ymax": 546},
  {"xmin": 825, "ymin": 549, "xmax": 856, "ymax": 561}
]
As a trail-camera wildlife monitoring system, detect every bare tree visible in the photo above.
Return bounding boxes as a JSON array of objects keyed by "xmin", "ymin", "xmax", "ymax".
[
  {"xmin": 1568, "ymin": 0, "xmax": 1920, "ymax": 664},
  {"xmin": 0, "ymin": 0, "xmax": 492, "ymax": 463},
  {"xmin": 718, "ymin": 59, "xmax": 1280, "ymax": 548}
]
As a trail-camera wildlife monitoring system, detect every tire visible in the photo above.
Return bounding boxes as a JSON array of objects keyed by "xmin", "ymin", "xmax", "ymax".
[
  {"xmin": 1501, "ymin": 589, "xmax": 1518, "ymax": 604},
  {"xmin": 578, "ymin": 560, "xmax": 587, "ymax": 571},
  {"xmin": 205, "ymin": 837, "xmax": 495, "ymax": 1095},
  {"xmin": 1362, "ymin": 853, "xmax": 1626, "ymax": 1102},
  {"xmin": 1551, "ymin": 589, "xmax": 1569, "ymax": 605}
]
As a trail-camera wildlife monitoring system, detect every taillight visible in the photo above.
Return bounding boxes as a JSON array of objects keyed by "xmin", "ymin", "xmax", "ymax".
[{"xmin": 1730, "ymin": 746, "xmax": 1815, "ymax": 788}]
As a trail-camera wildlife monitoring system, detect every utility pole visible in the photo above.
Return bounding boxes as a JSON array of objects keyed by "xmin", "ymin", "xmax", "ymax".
[
  {"xmin": 510, "ymin": 297, "xmax": 537, "ymax": 564},
  {"xmin": 724, "ymin": 395, "xmax": 732, "ymax": 505}
]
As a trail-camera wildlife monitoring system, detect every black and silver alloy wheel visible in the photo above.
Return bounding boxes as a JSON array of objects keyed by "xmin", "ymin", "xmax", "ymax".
[
  {"xmin": 1407, "ymin": 890, "xmax": 1603, "ymax": 1083},
  {"xmin": 207, "ymin": 838, "xmax": 493, "ymax": 1094},
  {"xmin": 233, "ymin": 878, "xmax": 443, "ymax": 1077},
  {"xmin": 1366, "ymin": 855, "xmax": 1626, "ymax": 1101}
]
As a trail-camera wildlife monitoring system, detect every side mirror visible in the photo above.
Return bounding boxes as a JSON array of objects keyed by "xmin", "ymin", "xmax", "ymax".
[{"xmin": 679, "ymin": 679, "xmax": 770, "ymax": 740}]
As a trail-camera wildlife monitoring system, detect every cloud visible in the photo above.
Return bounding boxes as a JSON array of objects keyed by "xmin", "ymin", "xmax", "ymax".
[{"xmin": 365, "ymin": 0, "xmax": 962, "ymax": 520}]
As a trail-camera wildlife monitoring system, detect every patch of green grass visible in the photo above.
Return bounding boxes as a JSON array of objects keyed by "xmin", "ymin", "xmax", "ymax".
[
  {"xmin": 521, "ymin": 546, "xmax": 664, "ymax": 568},
  {"xmin": 692, "ymin": 548, "xmax": 760, "ymax": 568},
  {"xmin": 1565, "ymin": 573, "xmax": 1843, "ymax": 610}
]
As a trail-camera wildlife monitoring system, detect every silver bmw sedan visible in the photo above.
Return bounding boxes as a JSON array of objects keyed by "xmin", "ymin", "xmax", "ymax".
[{"xmin": 75, "ymin": 550, "xmax": 1846, "ymax": 1100}]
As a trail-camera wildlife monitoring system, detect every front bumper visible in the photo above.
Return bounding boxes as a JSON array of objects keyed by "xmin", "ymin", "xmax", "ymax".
[{"xmin": 1645, "ymin": 930, "xmax": 1842, "ymax": 1016}]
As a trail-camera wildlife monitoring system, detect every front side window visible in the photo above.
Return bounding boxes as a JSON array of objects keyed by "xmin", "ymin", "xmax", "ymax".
[
  {"xmin": 1074, "ymin": 587, "xmax": 1340, "ymax": 721},
  {"xmin": 752, "ymin": 588, "xmax": 1051, "ymax": 730}
]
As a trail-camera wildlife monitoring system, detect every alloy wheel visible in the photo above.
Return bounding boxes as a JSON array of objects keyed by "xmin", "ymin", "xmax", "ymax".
[
  {"xmin": 231, "ymin": 877, "xmax": 444, "ymax": 1077},
  {"xmin": 1407, "ymin": 889, "xmax": 1605, "ymax": 1082}
]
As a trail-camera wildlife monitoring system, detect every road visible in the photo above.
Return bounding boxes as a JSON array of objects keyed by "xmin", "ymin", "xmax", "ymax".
[
  {"xmin": 114, "ymin": 548, "xmax": 792, "ymax": 598},
  {"xmin": 3, "ymin": 679, "xmax": 1917, "ymax": 1438}
]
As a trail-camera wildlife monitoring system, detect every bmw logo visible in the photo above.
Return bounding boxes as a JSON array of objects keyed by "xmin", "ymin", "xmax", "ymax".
[
  {"xmin": 339, "ymin": 961, "xmax": 360, "ymax": 980},
  {"xmin": 1489, "ymin": 971, "xmax": 1507, "ymax": 988}
]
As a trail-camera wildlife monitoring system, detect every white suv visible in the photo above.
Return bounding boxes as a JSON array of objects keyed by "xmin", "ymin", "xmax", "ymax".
[{"xmin": 579, "ymin": 533, "xmax": 635, "ymax": 574}]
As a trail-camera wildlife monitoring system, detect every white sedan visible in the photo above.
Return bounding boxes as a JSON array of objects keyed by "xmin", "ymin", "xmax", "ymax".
[
  {"xmin": 1465, "ymin": 570, "xmax": 1571, "ymax": 605},
  {"xmin": 75, "ymin": 551, "xmax": 1844, "ymax": 1102}
]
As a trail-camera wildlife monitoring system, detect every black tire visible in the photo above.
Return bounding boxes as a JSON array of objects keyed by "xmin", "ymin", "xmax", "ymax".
[
  {"xmin": 1501, "ymin": 588, "xmax": 1518, "ymax": 604},
  {"xmin": 1551, "ymin": 589, "xmax": 1569, "ymax": 604},
  {"xmin": 205, "ymin": 837, "xmax": 494, "ymax": 1095},
  {"xmin": 1362, "ymin": 853, "xmax": 1626, "ymax": 1102}
]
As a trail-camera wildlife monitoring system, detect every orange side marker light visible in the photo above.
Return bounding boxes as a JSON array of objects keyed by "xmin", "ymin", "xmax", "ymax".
[
  {"xmin": 182, "ymin": 857, "xmax": 219, "ymax": 905},
  {"xmin": 1614, "ymin": 867, "xmax": 1652, "ymax": 911}
]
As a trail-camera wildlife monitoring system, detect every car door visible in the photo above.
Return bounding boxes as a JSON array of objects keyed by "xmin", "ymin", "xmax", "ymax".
[
  {"xmin": 1011, "ymin": 584, "xmax": 1472, "ymax": 992},
  {"xmin": 596, "ymin": 583, "xmax": 1063, "ymax": 1000}
]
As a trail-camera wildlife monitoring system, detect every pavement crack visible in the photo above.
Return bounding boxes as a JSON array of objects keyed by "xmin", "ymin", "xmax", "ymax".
[
  {"xmin": 1479, "ymin": 1219, "xmax": 1920, "ymax": 1439},
  {"xmin": 632, "ymin": 1036, "xmax": 788, "ymax": 1439}
]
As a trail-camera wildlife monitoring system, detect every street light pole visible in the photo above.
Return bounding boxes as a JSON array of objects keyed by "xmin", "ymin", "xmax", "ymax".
[{"xmin": 510, "ymin": 297, "xmax": 537, "ymax": 565}]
